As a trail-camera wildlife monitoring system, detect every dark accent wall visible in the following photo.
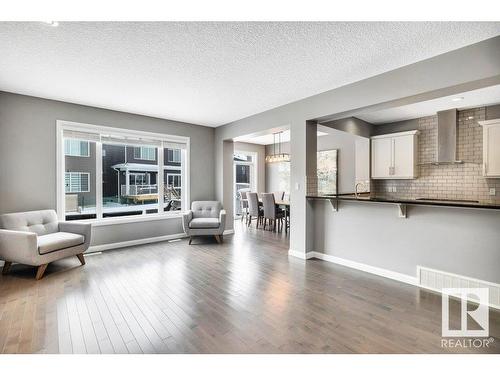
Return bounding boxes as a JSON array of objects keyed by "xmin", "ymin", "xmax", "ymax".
[
  {"xmin": 65, "ymin": 142, "xmax": 97, "ymax": 206},
  {"xmin": 370, "ymin": 118, "xmax": 419, "ymax": 136},
  {"xmin": 320, "ymin": 117, "xmax": 373, "ymax": 138}
]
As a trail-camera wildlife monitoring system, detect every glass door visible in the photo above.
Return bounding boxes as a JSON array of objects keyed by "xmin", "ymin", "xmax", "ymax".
[{"xmin": 233, "ymin": 152, "xmax": 256, "ymax": 218}]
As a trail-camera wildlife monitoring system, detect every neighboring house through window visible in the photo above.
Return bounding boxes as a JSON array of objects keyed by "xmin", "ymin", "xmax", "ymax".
[
  {"xmin": 58, "ymin": 121, "xmax": 189, "ymax": 221},
  {"xmin": 167, "ymin": 149, "xmax": 181, "ymax": 162},
  {"xmin": 134, "ymin": 146, "xmax": 156, "ymax": 160},
  {"xmin": 65, "ymin": 139, "xmax": 89, "ymax": 157},
  {"xmin": 65, "ymin": 172, "xmax": 90, "ymax": 193},
  {"xmin": 167, "ymin": 173, "xmax": 181, "ymax": 188}
]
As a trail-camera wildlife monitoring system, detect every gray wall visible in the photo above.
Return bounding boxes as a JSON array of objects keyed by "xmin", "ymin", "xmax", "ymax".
[
  {"xmin": 0, "ymin": 91, "xmax": 215, "ymax": 246},
  {"xmin": 265, "ymin": 142, "xmax": 291, "ymax": 194},
  {"xmin": 265, "ymin": 128, "xmax": 367, "ymax": 194},
  {"xmin": 313, "ymin": 200, "xmax": 500, "ymax": 284}
]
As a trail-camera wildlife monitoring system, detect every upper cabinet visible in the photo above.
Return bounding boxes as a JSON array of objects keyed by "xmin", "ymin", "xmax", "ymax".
[
  {"xmin": 479, "ymin": 119, "xmax": 500, "ymax": 178},
  {"xmin": 371, "ymin": 130, "xmax": 419, "ymax": 179}
]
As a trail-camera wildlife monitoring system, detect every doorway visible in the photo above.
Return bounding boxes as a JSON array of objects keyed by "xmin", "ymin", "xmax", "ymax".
[{"xmin": 233, "ymin": 151, "xmax": 257, "ymax": 219}]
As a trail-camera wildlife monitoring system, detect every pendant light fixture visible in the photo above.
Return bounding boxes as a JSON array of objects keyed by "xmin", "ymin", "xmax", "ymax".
[{"xmin": 265, "ymin": 131, "xmax": 291, "ymax": 163}]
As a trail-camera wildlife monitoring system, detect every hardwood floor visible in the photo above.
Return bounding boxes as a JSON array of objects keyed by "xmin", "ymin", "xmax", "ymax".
[{"xmin": 0, "ymin": 222, "xmax": 499, "ymax": 354}]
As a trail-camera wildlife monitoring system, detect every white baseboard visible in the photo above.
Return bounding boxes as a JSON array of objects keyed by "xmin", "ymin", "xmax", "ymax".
[
  {"xmin": 88, "ymin": 232, "xmax": 188, "ymax": 253},
  {"xmin": 288, "ymin": 249, "xmax": 315, "ymax": 260},
  {"xmin": 1, "ymin": 229, "xmax": 236, "ymax": 266},
  {"xmin": 307, "ymin": 251, "xmax": 419, "ymax": 286},
  {"xmin": 89, "ymin": 229, "xmax": 234, "ymax": 253}
]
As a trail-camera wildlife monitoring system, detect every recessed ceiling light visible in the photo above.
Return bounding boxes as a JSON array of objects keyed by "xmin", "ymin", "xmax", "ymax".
[
  {"xmin": 451, "ymin": 97, "xmax": 464, "ymax": 102},
  {"xmin": 44, "ymin": 21, "xmax": 59, "ymax": 27}
]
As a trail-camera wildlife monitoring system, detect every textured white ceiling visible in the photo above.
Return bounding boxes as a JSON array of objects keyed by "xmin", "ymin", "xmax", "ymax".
[
  {"xmin": 358, "ymin": 84, "xmax": 500, "ymax": 124},
  {"xmin": 235, "ymin": 129, "xmax": 328, "ymax": 145},
  {"xmin": 1, "ymin": 22, "xmax": 499, "ymax": 127}
]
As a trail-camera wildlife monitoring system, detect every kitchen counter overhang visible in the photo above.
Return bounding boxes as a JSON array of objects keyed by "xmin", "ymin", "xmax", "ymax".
[{"xmin": 306, "ymin": 194, "xmax": 500, "ymax": 213}]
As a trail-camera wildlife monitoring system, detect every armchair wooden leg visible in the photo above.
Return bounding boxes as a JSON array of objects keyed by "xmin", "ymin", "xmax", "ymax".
[
  {"xmin": 2, "ymin": 261, "xmax": 12, "ymax": 275},
  {"xmin": 76, "ymin": 253, "xmax": 86, "ymax": 266},
  {"xmin": 189, "ymin": 236, "xmax": 193, "ymax": 245},
  {"xmin": 214, "ymin": 235, "xmax": 222, "ymax": 244},
  {"xmin": 35, "ymin": 264, "xmax": 48, "ymax": 280}
]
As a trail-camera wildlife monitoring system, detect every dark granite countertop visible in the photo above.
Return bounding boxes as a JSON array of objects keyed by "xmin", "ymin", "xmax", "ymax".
[{"xmin": 306, "ymin": 194, "xmax": 500, "ymax": 210}]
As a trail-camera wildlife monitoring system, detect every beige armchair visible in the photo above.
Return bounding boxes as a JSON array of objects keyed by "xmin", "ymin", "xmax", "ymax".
[
  {"xmin": 0, "ymin": 209, "xmax": 92, "ymax": 279},
  {"xmin": 182, "ymin": 201, "xmax": 226, "ymax": 244}
]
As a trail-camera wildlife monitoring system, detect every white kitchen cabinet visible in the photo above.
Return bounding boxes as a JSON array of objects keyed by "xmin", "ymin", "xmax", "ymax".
[
  {"xmin": 480, "ymin": 119, "xmax": 500, "ymax": 178},
  {"xmin": 371, "ymin": 130, "xmax": 419, "ymax": 179}
]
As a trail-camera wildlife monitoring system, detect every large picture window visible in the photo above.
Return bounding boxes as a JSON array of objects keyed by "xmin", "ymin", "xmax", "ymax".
[{"xmin": 58, "ymin": 121, "xmax": 189, "ymax": 222}]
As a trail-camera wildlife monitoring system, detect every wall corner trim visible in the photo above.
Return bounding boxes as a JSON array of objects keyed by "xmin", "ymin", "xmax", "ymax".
[
  {"xmin": 288, "ymin": 249, "xmax": 315, "ymax": 260},
  {"xmin": 308, "ymin": 251, "xmax": 419, "ymax": 286}
]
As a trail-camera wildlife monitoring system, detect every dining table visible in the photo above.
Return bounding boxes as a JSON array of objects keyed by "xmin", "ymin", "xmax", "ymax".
[{"xmin": 241, "ymin": 198, "xmax": 290, "ymax": 233}]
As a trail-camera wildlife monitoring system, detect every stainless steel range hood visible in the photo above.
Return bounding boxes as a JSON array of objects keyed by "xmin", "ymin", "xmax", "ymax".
[{"xmin": 422, "ymin": 109, "xmax": 463, "ymax": 165}]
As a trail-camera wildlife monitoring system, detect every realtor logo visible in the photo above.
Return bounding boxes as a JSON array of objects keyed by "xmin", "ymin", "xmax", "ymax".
[{"xmin": 442, "ymin": 288, "xmax": 489, "ymax": 337}]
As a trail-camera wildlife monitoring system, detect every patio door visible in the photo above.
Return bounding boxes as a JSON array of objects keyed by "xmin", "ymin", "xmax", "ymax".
[{"xmin": 233, "ymin": 151, "xmax": 256, "ymax": 218}]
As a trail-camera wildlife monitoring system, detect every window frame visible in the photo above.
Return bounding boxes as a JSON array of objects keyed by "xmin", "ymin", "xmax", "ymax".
[
  {"xmin": 57, "ymin": 120, "xmax": 190, "ymax": 225},
  {"xmin": 65, "ymin": 171, "xmax": 91, "ymax": 193},
  {"xmin": 64, "ymin": 139, "xmax": 90, "ymax": 157}
]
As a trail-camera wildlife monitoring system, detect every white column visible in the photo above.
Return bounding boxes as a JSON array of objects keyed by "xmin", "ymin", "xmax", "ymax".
[
  {"xmin": 95, "ymin": 142, "xmax": 103, "ymax": 219},
  {"xmin": 157, "ymin": 147, "xmax": 164, "ymax": 213},
  {"xmin": 125, "ymin": 169, "xmax": 130, "ymax": 195}
]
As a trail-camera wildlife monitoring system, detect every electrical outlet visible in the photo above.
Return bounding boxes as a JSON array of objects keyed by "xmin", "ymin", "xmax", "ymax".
[{"xmin": 489, "ymin": 188, "xmax": 496, "ymax": 196}]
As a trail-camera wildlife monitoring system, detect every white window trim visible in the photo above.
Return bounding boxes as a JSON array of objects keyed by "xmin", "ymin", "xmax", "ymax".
[
  {"xmin": 134, "ymin": 146, "xmax": 156, "ymax": 161},
  {"xmin": 65, "ymin": 139, "xmax": 90, "ymax": 157},
  {"xmin": 65, "ymin": 172, "xmax": 91, "ymax": 193},
  {"xmin": 56, "ymin": 120, "xmax": 190, "ymax": 224}
]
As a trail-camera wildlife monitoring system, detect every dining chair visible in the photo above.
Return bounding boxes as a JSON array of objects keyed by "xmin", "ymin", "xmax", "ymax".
[
  {"xmin": 239, "ymin": 191, "xmax": 249, "ymax": 223},
  {"xmin": 247, "ymin": 192, "xmax": 263, "ymax": 228},
  {"xmin": 273, "ymin": 191, "xmax": 285, "ymax": 201},
  {"xmin": 262, "ymin": 193, "xmax": 285, "ymax": 232}
]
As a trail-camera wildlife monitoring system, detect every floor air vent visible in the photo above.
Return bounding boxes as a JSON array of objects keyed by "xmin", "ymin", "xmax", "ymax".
[{"xmin": 418, "ymin": 266, "xmax": 500, "ymax": 309}]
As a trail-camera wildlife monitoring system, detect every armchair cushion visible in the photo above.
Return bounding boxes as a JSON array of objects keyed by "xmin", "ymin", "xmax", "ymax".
[
  {"xmin": 189, "ymin": 218, "xmax": 220, "ymax": 229},
  {"xmin": 191, "ymin": 201, "xmax": 222, "ymax": 218},
  {"xmin": 37, "ymin": 232, "xmax": 85, "ymax": 255},
  {"xmin": 0, "ymin": 209, "xmax": 58, "ymax": 236}
]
